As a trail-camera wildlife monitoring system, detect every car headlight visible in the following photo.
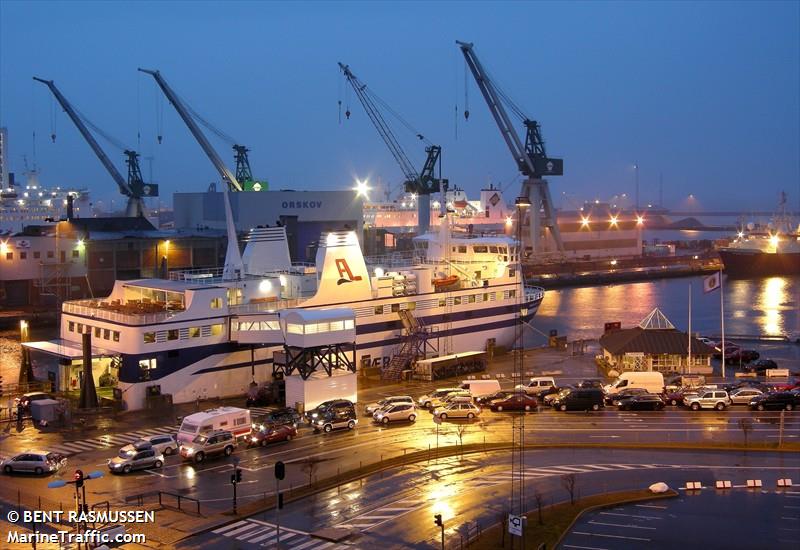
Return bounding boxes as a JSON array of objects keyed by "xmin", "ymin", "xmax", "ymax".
[
  {"xmin": 251, "ymin": 437, "xmax": 258, "ymax": 442},
  {"xmin": 184, "ymin": 448, "xmax": 195, "ymax": 455},
  {"xmin": 311, "ymin": 413, "xmax": 319, "ymax": 418}
]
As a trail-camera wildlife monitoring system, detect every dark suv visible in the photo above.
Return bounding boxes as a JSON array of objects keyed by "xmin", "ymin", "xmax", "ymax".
[
  {"xmin": 313, "ymin": 408, "xmax": 358, "ymax": 433},
  {"xmin": 551, "ymin": 388, "xmax": 604, "ymax": 411},
  {"xmin": 748, "ymin": 392, "xmax": 799, "ymax": 411},
  {"xmin": 305, "ymin": 400, "xmax": 355, "ymax": 424},
  {"xmin": 748, "ymin": 359, "xmax": 778, "ymax": 373}
]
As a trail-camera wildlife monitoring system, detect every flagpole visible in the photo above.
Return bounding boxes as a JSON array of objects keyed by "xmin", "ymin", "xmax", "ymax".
[
  {"xmin": 720, "ymin": 269, "xmax": 725, "ymax": 379},
  {"xmin": 688, "ymin": 283, "xmax": 692, "ymax": 374}
]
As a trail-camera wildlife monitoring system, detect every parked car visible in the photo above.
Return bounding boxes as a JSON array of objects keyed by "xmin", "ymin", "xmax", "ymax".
[
  {"xmin": 577, "ymin": 379, "xmax": 604, "ymax": 389},
  {"xmin": 248, "ymin": 424, "xmax": 297, "ymax": 447},
  {"xmin": 108, "ymin": 446, "xmax": 164, "ymax": 474},
  {"xmin": 489, "ymin": 394, "xmax": 538, "ymax": 412},
  {"xmin": 373, "ymin": 403, "xmax": 417, "ymax": 424},
  {"xmin": 313, "ymin": 408, "xmax": 358, "ymax": 433},
  {"xmin": 662, "ymin": 387, "xmax": 698, "ymax": 406},
  {"xmin": 429, "ymin": 391, "xmax": 472, "ymax": 410},
  {"xmin": 515, "ymin": 377, "xmax": 556, "ymax": 396},
  {"xmin": 418, "ymin": 388, "xmax": 462, "ymax": 409},
  {"xmin": 179, "ymin": 430, "xmax": 236, "ymax": 463},
  {"xmin": 551, "ymin": 388, "xmax": 605, "ymax": 412},
  {"xmin": 2, "ymin": 451, "xmax": 66, "ymax": 475},
  {"xmin": 748, "ymin": 359, "xmax": 778, "ymax": 373},
  {"xmin": 684, "ymin": 390, "xmax": 731, "ymax": 411},
  {"xmin": 748, "ymin": 392, "xmax": 800, "ymax": 411},
  {"xmin": 364, "ymin": 396, "xmax": 414, "ymax": 416},
  {"xmin": 305, "ymin": 400, "xmax": 356, "ymax": 424},
  {"xmin": 132, "ymin": 434, "xmax": 178, "ymax": 456},
  {"xmin": 14, "ymin": 392, "xmax": 53, "ymax": 413},
  {"xmin": 725, "ymin": 348, "xmax": 760, "ymax": 364},
  {"xmin": 729, "ymin": 387, "xmax": 765, "ymax": 405},
  {"xmin": 604, "ymin": 387, "xmax": 648, "ymax": 406},
  {"xmin": 260, "ymin": 407, "xmax": 302, "ymax": 428},
  {"xmin": 543, "ymin": 386, "xmax": 575, "ymax": 406},
  {"xmin": 618, "ymin": 394, "xmax": 665, "ymax": 411},
  {"xmin": 713, "ymin": 342, "xmax": 739, "ymax": 359},
  {"xmin": 432, "ymin": 401, "xmax": 481, "ymax": 420},
  {"xmin": 475, "ymin": 390, "xmax": 522, "ymax": 406}
]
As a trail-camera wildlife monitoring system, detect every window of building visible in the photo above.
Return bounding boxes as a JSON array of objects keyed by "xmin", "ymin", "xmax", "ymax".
[
  {"xmin": 509, "ymin": 290, "xmax": 516, "ymax": 298},
  {"xmin": 167, "ymin": 329, "xmax": 179, "ymax": 340},
  {"xmin": 20, "ymin": 252, "xmax": 26, "ymax": 260},
  {"xmin": 68, "ymin": 321, "xmax": 75, "ymax": 332},
  {"xmin": 489, "ymin": 246, "xmax": 498, "ymax": 253},
  {"xmin": 138, "ymin": 358, "xmax": 157, "ymax": 381},
  {"xmin": 5, "ymin": 252, "xmax": 11, "ymax": 260},
  {"xmin": 113, "ymin": 331, "xmax": 120, "ymax": 342},
  {"xmin": 103, "ymin": 328, "xmax": 110, "ymax": 340},
  {"xmin": 33, "ymin": 251, "xmax": 40, "ymax": 259},
  {"xmin": 210, "ymin": 297, "xmax": 223, "ymax": 309},
  {"xmin": 438, "ymin": 298, "xmax": 447, "ymax": 307},
  {"xmin": 509, "ymin": 268, "xmax": 516, "ymax": 278},
  {"xmin": 72, "ymin": 250, "xmax": 79, "ymax": 258},
  {"xmin": 210, "ymin": 324, "xmax": 224, "ymax": 336},
  {"xmin": 143, "ymin": 332, "xmax": 156, "ymax": 344},
  {"xmin": 47, "ymin": 251, "xmax": 54, "ymax": 258},
  {"xmin": 188, "ymin": 327, "xmax": 201, "ymax": 338}
]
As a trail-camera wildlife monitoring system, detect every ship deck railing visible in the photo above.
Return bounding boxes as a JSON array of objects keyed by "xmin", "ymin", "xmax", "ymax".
[
  {"xmin": 169, "ymin": 263, "xmax": 316, "ymax": 284},
  {"xmin": 63, "ymin": 300, "xmax": 182, "ymax": 325},
  {"xmin": 524, "ymin": 285, "xmax": 546, "ymax": 302}
]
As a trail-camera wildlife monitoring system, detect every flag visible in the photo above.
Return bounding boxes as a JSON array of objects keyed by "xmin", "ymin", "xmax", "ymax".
[{"xmin": 703, "ymin": 272, "xmax": 721, "ymax": 293}]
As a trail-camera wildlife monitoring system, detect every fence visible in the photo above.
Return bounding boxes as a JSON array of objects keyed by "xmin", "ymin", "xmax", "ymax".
[
  {"xmin": 446, "ymin": 520, "xmax": 482, "ymax": 549},
  {"xmin": 158, "ymin": 491, "xmax": 201, "ymax": 516}
]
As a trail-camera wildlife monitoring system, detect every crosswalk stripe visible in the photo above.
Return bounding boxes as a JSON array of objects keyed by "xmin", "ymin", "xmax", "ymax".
[
  {"xmin": 245, "ymin": 532, "xmax": 275, "ymax": 543},
  {"xmin": 581, "ymin": 465, "xmax": 615, "ymax": 471},
  {"xmin": 314, "ymin": 542, "xmax": 336, "ymax": 549},
  {"xmin": 223, "ymin": 523, "xmax": 263, "ymax": 538},
  {"xmin": 212, "ymin": 520, "xmax": 248, "ymax": 535},
  {"xmin": 376, "ymin": 507, "xmax": 414, "ymax": 512},
  {"xmin": 612, "ymin": 464, "xmax": 636, "ymax": 470},
  {"xmin": 60, "ymin": 442, "xmax": 97, "ymax": 451},
  {"xmin": 550, "ymin": 465, "xmax": 593, "ymax": 472},
  {"xmin": 291, "ymin": 540, "xmax": 327, "ymax": 550},
  {"xmin": 358, "ymin": 515, "xmax": 396, "ymax": 519}
]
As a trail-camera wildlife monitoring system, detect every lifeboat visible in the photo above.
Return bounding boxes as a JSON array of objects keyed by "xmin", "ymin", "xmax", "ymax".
[{"xmin": 433, "ymin": 275, "xmax": 459, "ymax": 290}]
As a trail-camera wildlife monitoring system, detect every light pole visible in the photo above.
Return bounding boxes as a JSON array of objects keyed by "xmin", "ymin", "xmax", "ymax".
[
  {"xmin": 634, "ymin": 162, "xmax": 639, "ymax": 211},
  {"xmin": 48, "ymin": 469, "xmax": 104, "ymax": 550}
]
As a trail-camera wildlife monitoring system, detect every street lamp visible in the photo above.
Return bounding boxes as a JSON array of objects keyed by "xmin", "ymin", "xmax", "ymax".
[{"xmin": 353, "ymin": 178, "xmax": 370, "ymax": 199}]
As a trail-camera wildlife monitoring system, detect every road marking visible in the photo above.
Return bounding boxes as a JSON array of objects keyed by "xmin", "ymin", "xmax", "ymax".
[
  {"xmin": 562, "ymin": 545, "xmax": 610, "ymax": 550},
  {"xmin": 359, "ymin": 515, "xmax": 397, "ymax": 519},
  {"xmin": 572, "ymin": 531, "xmax": 650, "ymax": 541},
  {"xmin": 599, "ymin": 512, "xmax": 661, "ymax": 520},
  {"xmin": 780, "ymin": 517, "xmax": 799, "ymax": 521},
  {"xmin": 249, "ymin": 518, "xmax": 311, "ymax": 535},
  {"xmin": 212, "ymin": 520, "xmax": 248, "ymax": 535},
  {"xmin": 589, "ymin": 435, "xmax": 621, "ymax": 438},
  {"xmin": 588, "ymin": 521, "xmax": 656, "ymax": 530},
  {"xmin": 635, "ymin": 504, "xmax": 667, "ymax": 510}
]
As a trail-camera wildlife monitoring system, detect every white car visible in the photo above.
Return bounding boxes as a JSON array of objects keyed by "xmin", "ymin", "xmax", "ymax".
[
  {"xmin": 132, "ymin": 434, "xmax": 178, "ymax": 456},
  {"xmin": 684, "ymin": 390, "xmax": 731, "ymax": 411},
  {"xmin": 432, "ymin": 401, "xmax": 481, "ymax": 420},
  {"xmin": 729, "ymin": 387, "xmax": 764, "ymax": 405},
  {"xmin": 515, "ymin": 377, "xmax": 556, "ymax": 396},
  {"xmin": 373, "ymin": 403, "xmax": 417, "ymax": 424},
  {"xmin": 418, "ymin": 388, "xmax": 461, "ymax": 409},
  {"xmin": 429, "ymin": 392, "xmax": 472, "ymax": 410},
  {"xmin": 364, "ymin": 396, "xmax": 414, "ymax": 416}
]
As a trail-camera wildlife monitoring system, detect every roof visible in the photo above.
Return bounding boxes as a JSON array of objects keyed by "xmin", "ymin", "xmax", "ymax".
[
  {"xmin": 183, "ymin": 407, "xmax": 249, "ymax": 422},
  {"xmin": 283, "ymin": 308, "xmax": 355, "ymax": 323},
  {"xmin": 65, "ymin": 217, "xmax": 157, "ymax": 233},
  {"xmin": 639, "ymin": 308, "xmax": 675, "ymax": 330},
  {"xmin": 122, "ymin": 279, "xmax": 219, "ymax": 292},
  {"xmin": 600, "ymin": 327, "xmax": 716, "ymax": 356},
  {"xmin": 22, "ymin": 339, "xmax": 116, "ymax": 359}
]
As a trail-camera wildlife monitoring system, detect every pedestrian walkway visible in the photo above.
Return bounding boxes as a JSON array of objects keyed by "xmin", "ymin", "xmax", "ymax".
[
  {"xmin": 466, "ymin": 463, "xmax": 676, "ymax": 488},
  {"xmin": 211, "ymin": 519, "xmax": 339, "ymax": 549},
  {"xmin": 49, "ymin": 406, "xmax": 274, "ymax": 456}
]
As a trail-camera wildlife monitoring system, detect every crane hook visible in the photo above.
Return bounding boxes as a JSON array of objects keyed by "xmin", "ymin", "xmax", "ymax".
[
  {"xmin": 464, "ymin": 110, "xmax": 470, "ymax": 121},
  {"xmin": 345, "ymin": 109, "xmax": 351, "ymax": 120},
  {"xmin": 51, "ymin": 133, "xmax": 56, "ymax": 143},
  {"xmin": 157, "ymin": 135, "xmax": 163, "ymax": 145}
]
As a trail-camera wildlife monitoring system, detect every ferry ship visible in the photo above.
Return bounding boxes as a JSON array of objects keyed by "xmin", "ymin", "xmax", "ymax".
[
  {"xmin": 30, "ymin": 208, "xmax": 543, "ymax": 411},
  {"xmin": 0, "ymin": 169, "xmax": 90, "ymax": 233}
]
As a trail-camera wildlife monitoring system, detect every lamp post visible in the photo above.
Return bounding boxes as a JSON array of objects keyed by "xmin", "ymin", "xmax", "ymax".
[
  {"xmin": 48, "ymin": 469, "xmax": 104, "ymax": 550},
  {"xmin": 633, "ymin": 162, "xmax": 639, "ymax": 211}
]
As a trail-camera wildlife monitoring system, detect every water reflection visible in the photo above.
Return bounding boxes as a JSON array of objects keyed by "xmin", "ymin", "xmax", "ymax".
[{"xmin": 758, "ymin": 277, "xmax": 789, "ymax": 336}]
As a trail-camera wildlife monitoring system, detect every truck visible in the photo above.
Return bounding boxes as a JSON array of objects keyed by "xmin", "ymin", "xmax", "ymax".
[
  {"xmin": 603, "ymin": 372, "xmax": 664, "ymax": 395},
  {"xmin": 284, "ymin": 370, "xmax": 358, "ymax": 414},
  {"xmin": 177, "ymin": 406, "xmax": 251, "ymax": 444}
]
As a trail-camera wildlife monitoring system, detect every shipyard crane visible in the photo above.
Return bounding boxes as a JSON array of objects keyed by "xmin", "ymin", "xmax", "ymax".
[
  {"xmin": 33, "ymin": 77, "xmax": 157, "ymax": 218},
  {"xmin": 339, "ymin": 62, "xmax": 445, "ymax": 234},
  {"xmin": 457, "ymin": 41, "xmax": 565, "ymax": 254},
  {"xmin": 139, "ymin": 68, "xmax": 246, "ymax": 192}
]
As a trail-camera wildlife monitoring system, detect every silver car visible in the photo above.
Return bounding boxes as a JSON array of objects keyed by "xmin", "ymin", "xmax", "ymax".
[
  {"xmin": 108, "ymin": 446, "xmax": 164, "ymax": 474},
  {"xmin": 729, "ymin": 387, "xmax": 764, "ymax": 405},
  {"xmin": 2, "ymin": 451, "xmax": 66, "ymax": 475},
  {"xmin": 133, "ymin": 434, "xmax": 178, "ymax": 456},
  {"xmin": 364, "ymin": 396, "xmax": 414, "ymax": 416},
  {"xmin": 373, "ymin": 403, "xmax": 417, "ymax": 424}
]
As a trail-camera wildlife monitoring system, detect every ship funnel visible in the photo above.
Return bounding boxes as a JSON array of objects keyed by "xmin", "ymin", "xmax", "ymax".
[{"xmin": 303, "ymin": 231, "xmax": 372, "ymax": 306}]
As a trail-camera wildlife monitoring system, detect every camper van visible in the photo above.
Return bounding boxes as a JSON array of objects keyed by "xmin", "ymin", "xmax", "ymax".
[
  {"xmin": 604, "ymin": 372, "xmax": 664, "ymax": 395},
  {"xmin": 460, "ymin": 379, "xmax": 501, "ymax": 398},
  {"xmin": 177, "ymin": 407, "xmax": 251, "ymax": 444}
]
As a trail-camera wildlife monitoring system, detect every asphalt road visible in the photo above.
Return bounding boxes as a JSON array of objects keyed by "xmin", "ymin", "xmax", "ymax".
[{"xmin": 180, "ymin": 448, "xmax": 800, "ymax": 549}]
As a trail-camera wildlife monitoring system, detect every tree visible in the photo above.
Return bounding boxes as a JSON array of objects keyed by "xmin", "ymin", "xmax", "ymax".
[
  {"xmin": 454, "ymin": 423, "xmax": 470, "ymax": 457},
  {"xmin": 738, "ymin": 417, "xmax": 754, "ymax": 448},
  {"xmin": 561, "ymin": 473, "xmax": 577, "ymax": 505}
]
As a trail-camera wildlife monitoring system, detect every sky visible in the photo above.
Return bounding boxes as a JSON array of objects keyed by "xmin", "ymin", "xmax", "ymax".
[{"xmin": 0, "ymin": 1, "xmax": 798, "ymax": 212}]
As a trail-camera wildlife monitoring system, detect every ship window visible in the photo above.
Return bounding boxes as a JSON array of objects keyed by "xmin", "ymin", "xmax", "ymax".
[
  {"xmin": 167, "ymin": 329, "xmax": 179, "ymax": 340},
  {"xmin": 188, "ymin": 327, "xmax": 201, "ymax": 338},
  {"xmin": 210, "ymin": 297, "xmax": 223, "ymax": 309},
  {"xmin": 138, "ymin": 358, "xmax": 156, "ymax": 381},
  {"xmin": 374, "ymin": 306, "xmax": 383, "ymax": 315},
  {"xmin": 287, "ymin": 323, "xmax": 304, "ymax": 335},
  {"xmin": 509, "ymin": 268, "xmax": 516, "ymax": 277},
  {"xmin": 5, "ymin": 252, "xmax": 11, "ymax": 260},
  {"xmin": 458, "ymin": 246, "xmax": 467, "ymax": 253},
  {"xmin": 468, "ymin": 295, "xmax": 476, "ymax": 303},
  {"xmin": 509, "ymin": 289, "xmax": 517, "ymax": 298},
  {"xmin": 33, "ymin": 251, "xmax": 40, "ymax": 259},
  {"xmin": 439, "ymin": 298, "xmax": 446, "ymax": 307},
  {"xmin": 391, "ymin": 303, "xmax": 400, "ymax": 313},
  {"xmin": 20, "ymin": 252, "xmax": 27, "ymax": 260},
  {"xmin": 94, "ymin": 326, "xmax": 101, "ymax": 338},
  {"xmin": 452, "ymin": 247, "xmax": 457, "ymax": 252},
  {"xmin": 103, "ymin": 329, "xmax": 110, "ymax": 340},
  {"xmin": 473, "ymin": 246, "xmax": 488, "ymax": 253},
  {"xmin": 47, "ymin": 251, "xmax": 54, "ymax": 258},
  {"xmin": 454, "ymin": 296, "xmax": 461, "ymax": 306},
  {"xmin": 143, "ymin": 332, "xmax": 156, "ymax": 344},
  {"xmin": 68, "ymin": 321, "xmax": 75, "ymax": 332},
  {"xmin": 489, "ymin": 246, "xmax": 498, "ymax": 253},
  {"xmin": 329, "ymin": 320, "xmax": 344, "ymax": 331},
  {"xmin": 76, "ymin": 323, "xmax": 84, "ymax": 334},
  {"xmin": 407, "ymin": 302, "xmax": 416, "ymax": 311},
  {"xmin": 210, "ymin": 324, "xmax": 224, "ymax": 336},
  {"xmin": 72, "ymin": 250, "xmax": 79, "ymax": 258},
  {"xmin": 344, "ymin": 319, "xmax": 355, "ymax": 329},
  {"xmin": 113, "ymin": 331, "xmax": 120, "ymax": 342},
  {"xmin": 483, "ymin": 293, "xmax": 489, "ymax": 302}
]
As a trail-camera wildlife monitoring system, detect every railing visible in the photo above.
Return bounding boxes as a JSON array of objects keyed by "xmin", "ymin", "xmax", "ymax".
[
  {"xmin": 158, "ymin": 491, "xmax": 201, "ymax": 516},
  {"xmin": 229, "ymin": 297, "xmax": 307, "ymax": 315},
  {"xmin": 63, "ymin": 302, "xmax": 178, "ymax": 325},
  {"xmin": 169, "ymin": 263, "xmax": 316, "ymax": 284},
  {"xmin": 524, "ymin": 285, "xmax": 546, "ymax": 303}
]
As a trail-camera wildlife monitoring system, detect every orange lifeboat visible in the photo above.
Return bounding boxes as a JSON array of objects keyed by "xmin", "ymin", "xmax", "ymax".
[{"xmin": 433, "ymin": 275, "xmax": 459, "ymax": 290}]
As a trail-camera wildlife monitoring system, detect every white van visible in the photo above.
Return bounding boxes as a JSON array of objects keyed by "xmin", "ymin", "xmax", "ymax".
[
  {"xmin": 460, "ymin": 379, "xmax": 501, "ymax": 397},
  {"xmin": 604, "ymin": 372, "xmax": 664, "ymax": 394},
  {"xmin": 515, "ymin": 377, "xmax": 556, "ymax": 396},
  {"xmin": 177, "ymin": 407, "xmax": 251, "ymax": 444}
]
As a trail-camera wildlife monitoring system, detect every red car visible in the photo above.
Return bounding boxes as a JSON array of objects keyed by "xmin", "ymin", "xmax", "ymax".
[
  {"xmin": 662, "ymin": 387, "xmax": 698, "ymax": 406},
  {"xmin": 490, "ymin": 394, "xmax": 538, "ymax": 412},
  {"xmin": 248, "ymin": 424, "xmax": 297, "ymax": 447}
]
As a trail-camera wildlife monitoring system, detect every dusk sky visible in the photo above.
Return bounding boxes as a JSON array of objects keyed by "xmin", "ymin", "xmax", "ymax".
[{"xmin": 1, "ymin": 1, "xmax": 798, "ymax": 211}]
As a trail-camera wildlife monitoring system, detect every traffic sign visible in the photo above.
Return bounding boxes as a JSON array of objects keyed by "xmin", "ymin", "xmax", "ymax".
[{"xmin": 508, "ymin": 514, "xmax": 523, "ymax": 536}]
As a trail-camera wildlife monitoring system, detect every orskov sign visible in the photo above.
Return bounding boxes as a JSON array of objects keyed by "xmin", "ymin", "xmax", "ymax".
[{"xmin": 281, "ymin": 200, "xmax": 323, "ymax": 209}]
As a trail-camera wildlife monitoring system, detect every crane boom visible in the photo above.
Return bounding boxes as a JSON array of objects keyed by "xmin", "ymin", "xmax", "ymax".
[
  {"xmin": 457, "ymin": 41, "xmax": 564, "ymax": 253},
  {"xmin": 139, "ymin": 68, "xmax": 243, "ymax": 192},
  {"xmin": 33, "ymin": 77, "xmax": 151, "ymax": 217}
]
